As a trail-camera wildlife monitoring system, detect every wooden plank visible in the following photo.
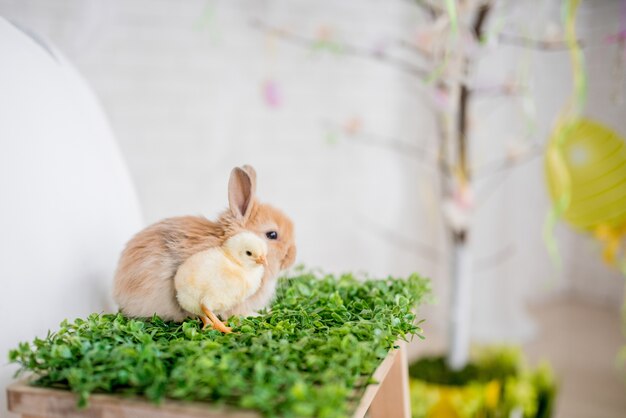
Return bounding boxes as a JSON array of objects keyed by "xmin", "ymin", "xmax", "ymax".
[
  {"xmin": 368, "ymin": 342, "xmax": 410, "ymax": 418},
  {"xmin": 6, "ymin": 380, "xmax": 260, "ymax": 418}
]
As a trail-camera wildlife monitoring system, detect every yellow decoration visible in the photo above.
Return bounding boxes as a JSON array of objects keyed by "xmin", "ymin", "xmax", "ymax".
[
  {"xmin": 410, "ymin": 380, "xmax": 501, "ymax": 418},
  {"xmin": 594, "ymin": 224, "xmax": 626, "ymax": 264},
  {"xmin": 484, "ymin": 380, "xmax": 501, "ymax": 409},
  {"xmin": 427, "ymin": 388, "xmax": 459, "ymax": 418},
  {"xmin": 545, "ymin": 118, "xmax": 626, "ymax": 232}
]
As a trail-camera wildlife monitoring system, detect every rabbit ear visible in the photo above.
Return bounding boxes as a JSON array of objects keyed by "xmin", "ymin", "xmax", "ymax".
[
  {"xmin": 228, "ymin": 166, "xmax": 256, "ymax": 220},
  {"xmin": 240, "ymin": 165, "xmax": 257, "ymax": 195}
]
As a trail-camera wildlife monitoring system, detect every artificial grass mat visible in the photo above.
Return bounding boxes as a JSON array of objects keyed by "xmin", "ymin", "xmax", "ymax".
[{"xmin": 10, "ymin": 272, "xmax": 430, "ymax": 418}]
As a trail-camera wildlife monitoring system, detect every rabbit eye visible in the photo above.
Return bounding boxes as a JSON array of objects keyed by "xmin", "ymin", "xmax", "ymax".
[
  {"xmin": 266, "ymin": 231, "xmax": 278, "ymax": 240},
  {"xmin": 246, "ymin": 251, "xmax": 252, "ymax": 256}
]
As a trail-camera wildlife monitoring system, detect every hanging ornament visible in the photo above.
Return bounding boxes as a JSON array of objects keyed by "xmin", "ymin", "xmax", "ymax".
[
  {"xmin": 443, "ymin": 176, "xmax": 474, "ymax": 234},
  {"xmin": 371, "ymin": 38, "xmax": 389, "ymax": 58},
  {"xmin": 414, "ymin": 29, "xmax": 436, "ymax": 55},
  {"xmin": 343, "ymin": 117, "xmax": 363, "ymax": 136},
  {"xmin": 261, "ymin": 28, "xmax": 282, "ymax": 109},
  {"xmin": 612, "ymin": 42, "xmax": 625, "ymax": 105},
  {"xmin": 543, "ymin": 21, "xmax": 564, "ymax": 47},
  {"xmin": 432, "ymin": 85, "xmax": 450, "ymax": 110},
  {"xmin": 506, "ymin": 139, "xmax": 529, "ymax": 163},
  {"xmin": 325, "ymin": 130, "xmax": 339, "ymax": 145},
  {"xmin": 605, "ymin": 0, "xmax": 626, "ymax": 45},
  {"xmin": 545, "ymin": 118, "xmax": 626, "ymax": 264},
  {"xmin": 313, "ymin": 25, "xmax": 342, "ymax": 53},
  {"xmin": 453, "ymin": 183, "xmax": 474, "ymax": 211},
  {"xmin": 261, "ymin": 79, "xmax": 282, "ymax": 108},
  {"xmin": 606, "ymin": 29, "xmax": 626, "ymax": 44},
  {"xmin": 605, "ymin": 0, "xmax": 626, "ymax": 104},
  {"xmin": 543, "ymin": 0, "xmax": 587, "ymax": 266},
  {"xmin": 194, "ymin": 0, "xmax": 219, "ymax": 42}
]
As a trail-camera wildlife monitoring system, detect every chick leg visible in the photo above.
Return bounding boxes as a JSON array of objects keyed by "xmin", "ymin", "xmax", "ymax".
[
  {"xmin": 200, "ymin": 304, "xmax": 232, "ymax": 333},
  {"xmin": 200, "ymin": 315, "xmax": 212, "ymax": 330}
]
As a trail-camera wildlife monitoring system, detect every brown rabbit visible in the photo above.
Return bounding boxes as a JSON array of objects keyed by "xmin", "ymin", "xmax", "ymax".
[{"xmin": 113, "ymin": 165, "xmax": 296, "ymax": 321}]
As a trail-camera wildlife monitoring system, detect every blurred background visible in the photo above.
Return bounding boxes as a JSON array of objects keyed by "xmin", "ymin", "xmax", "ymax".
[{"xmin": 1, "ymin": 0, "xmax": 625, "ymax": 417}]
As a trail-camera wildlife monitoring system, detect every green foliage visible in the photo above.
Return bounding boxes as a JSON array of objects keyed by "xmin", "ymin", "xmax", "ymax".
[
  {"xmin": 530, "ymin": 362, "xmax": 557, "ymax": 418},
  {"xmin": 408, "ymin": 346, "xmax": 522, "ymax": 386},
  {"xmin": 409, "ymin": 346, "xmax": 557, "ymax": 418},
  {"xmin": 9, "ymin": 272, "xmax": 429, "ymax": 418}
]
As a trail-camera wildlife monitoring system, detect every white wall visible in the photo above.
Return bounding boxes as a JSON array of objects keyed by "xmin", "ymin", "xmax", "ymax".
[{"xmin": 0, "ymin": 0, "xmax": 624, "ymax": 352}]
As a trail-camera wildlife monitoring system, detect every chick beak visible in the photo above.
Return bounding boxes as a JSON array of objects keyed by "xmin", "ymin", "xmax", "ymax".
[{"xmin": 255, "ymin": 255, "xmax": 267, "ymax": 266}]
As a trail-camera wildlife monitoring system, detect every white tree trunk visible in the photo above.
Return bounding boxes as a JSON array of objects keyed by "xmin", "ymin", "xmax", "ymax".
[{"xmin": 447, "ymin": 241, "xmax": 473, "ymax": 370}]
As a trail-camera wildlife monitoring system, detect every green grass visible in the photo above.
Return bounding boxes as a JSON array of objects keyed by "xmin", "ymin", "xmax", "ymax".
[{"xmin": 10, "ymin": 272, "xmax": 430, "ymax": 418}]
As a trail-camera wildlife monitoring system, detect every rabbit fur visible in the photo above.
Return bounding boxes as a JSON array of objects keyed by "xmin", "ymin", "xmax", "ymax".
[{"xmin": 113, "ymin": 165, "xmax": 296, "ymax": 321}]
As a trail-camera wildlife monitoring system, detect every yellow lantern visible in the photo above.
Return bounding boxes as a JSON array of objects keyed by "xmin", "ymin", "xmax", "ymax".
[{"xmin": 545, "ymin": 118, "xmax": 626, "ymax": 263}]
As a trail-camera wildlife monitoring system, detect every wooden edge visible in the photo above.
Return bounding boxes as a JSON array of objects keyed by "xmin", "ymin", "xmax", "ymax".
[
  {"xmin": 351, "ymin": 343, "xmax": 405, "ymax": 418},
  {"xmin": 6, "ymin": 379, "xmax": 260, "ymax": 418},
  {"xmin": 368, "ymin": 340, "xmax": 410, "ymax": 418}
]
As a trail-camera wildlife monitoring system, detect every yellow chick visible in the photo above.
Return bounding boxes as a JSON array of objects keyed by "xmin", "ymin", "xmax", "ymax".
[{"xmin": 174, "ymin": 231, "xmax": 267, "ymax": 333}]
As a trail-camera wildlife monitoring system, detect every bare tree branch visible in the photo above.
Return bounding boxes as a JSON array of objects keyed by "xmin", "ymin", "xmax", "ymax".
[
  {"xmin": 470, "ymin": 83, "xmax": 524, "ymax": 97},
  {"xmin": 471, "ymin": 142, "xmax": 543, "ymax": 179},
  {"xmin": 404, "ymin": 0, "xmax": 445, "ymax": 19},
  {"xmin": 497, "ymin": 32, "xmax": 584, "ymax": 50},
  {"xmin": 399, "ymin": 32, "xmax": 581, "ymax": 63},
  {"xmin": 456, "ymin": 3, "xmax": 493, "ymax": 201},
  {"xmin": 470, "ymin": 142, "xmax": 543, "ymax": 210},
  {"xmin": 357, "ymin": 215, "xmax": 442, "ymax": 262},
  {"xmin": 250, "ymin": 19, "xmax": 432, "ymax": 80},
  {"xmin": 397, "ymin": 39, "xmax": 434, "ymax": 61},
  {"xmin": 325, "ymin": 121, "xmax": 453, "ymax": 175},
  {"xmin": 472, "ymin": 4, "xmax": 492, "ymax": 39}
]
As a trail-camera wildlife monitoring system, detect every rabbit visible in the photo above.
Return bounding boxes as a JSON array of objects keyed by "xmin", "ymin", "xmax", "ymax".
[{"xmin": 113, "ymin": 165, "xmax": 296, "ymax": 322}]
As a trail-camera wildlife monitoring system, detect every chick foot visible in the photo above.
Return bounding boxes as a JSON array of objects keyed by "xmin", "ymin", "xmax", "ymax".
[{"xmin": 201, "ymin": 304, "xmax": 233, "ymax": 333}]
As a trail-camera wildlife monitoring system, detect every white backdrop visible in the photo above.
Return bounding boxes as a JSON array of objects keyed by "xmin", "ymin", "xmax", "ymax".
[
  {"xmin": 0, "ymin": 0, "xmax": 624, "ymax": 355},
  {"xmin": 0, "ymin": 16, "xmax": 143, "ymax": 416}
]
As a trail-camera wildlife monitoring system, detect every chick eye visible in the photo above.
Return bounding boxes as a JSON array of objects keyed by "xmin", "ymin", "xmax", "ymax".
[
  {"xmin": 266, "ymin": 231, "xmax": 278, "ymax": 240},
  {"xmin": 245, "ymin": 251, "xmax": 252, "ymax": 256}
]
